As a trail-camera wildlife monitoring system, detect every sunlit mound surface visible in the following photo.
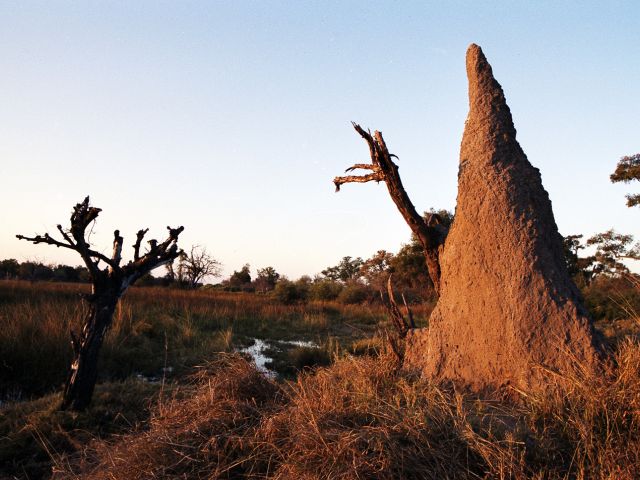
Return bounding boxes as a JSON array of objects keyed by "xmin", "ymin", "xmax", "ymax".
[{"xmin": 53, "ymin": 344, "xmax": 640, "ymax": 480}]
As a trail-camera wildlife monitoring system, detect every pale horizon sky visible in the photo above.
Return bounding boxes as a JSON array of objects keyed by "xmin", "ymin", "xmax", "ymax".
[{"xmin": 1, "ymin": 1, "xmax": 638, "ymax": 280}]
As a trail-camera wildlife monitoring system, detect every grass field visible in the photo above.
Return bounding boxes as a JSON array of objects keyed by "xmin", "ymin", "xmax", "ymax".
[
  {"xmin": 0, "ymin": 280, "xmax": 431, "ymax": 401},
  {"xmin": 1, "ymin": 279, "xmax": 638, "ymax": 479}
]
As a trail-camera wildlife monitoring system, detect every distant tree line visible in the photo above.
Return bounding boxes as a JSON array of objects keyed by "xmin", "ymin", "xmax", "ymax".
[
  {"xmin": 0, "ymin": 258, "xmax": 90, "ymax": 283},
  {"xmin": 4, "ymin": 224, "xmax": 639, "ymax": 328},
  {"xmin": 5, "ymin": 207, "xmax": 638, "ymax": 316}
]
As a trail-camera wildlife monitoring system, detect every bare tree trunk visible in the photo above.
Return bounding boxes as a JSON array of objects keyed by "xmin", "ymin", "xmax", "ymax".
[
  {"xmin": 62, "ymin": 291, "xmax": 118, "ymax": 410},
  {"xmin": 334, "ymin": 124, "xmax": 448, "ymax": 293}
]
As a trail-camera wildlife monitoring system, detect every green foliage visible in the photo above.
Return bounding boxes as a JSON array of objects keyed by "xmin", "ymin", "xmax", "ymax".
[
  {"xmin": 18, "ymin": 261, "xmax": 53, "ymax": 281},
  {"xmin": 0, "ymin": 258, "xmax": 88, "ymax": 282},
  {"xmin": 254, "ymin": 266, "xmax": 280, "ymax": 292},
  {"xmin": 308, "ymin": 279, "xmax": 343, "ymax": 301},
  {"xmin": 359, "ymin": 250, "xmax": 394, "ymax": 291},
  {"xmin": 337, "ymin": 281, "xmax": 370, "ymax": 304},
  {"xmin": 388, "ymin": 240, "xmax": 434, "ymax": 300},
  {"xmin": 272, "ymin": 278, "xmax": 308, "ymax": 304},
  {"xmin": 610, "ymin": 153, "xmax": 640, "ymax": 207},
  {"xmin": 321, "ymin": 256, "xmax": 364, "ymax": 282},
  {"xmin": 587, "ymin": 229, "xmax": 639, "ymax": 277},
  {"xmin": 582, "ymin": 275, "xmax": 640, "ymax": 321},
  {"xmin": 0, "ymin": 259, "xmax": 19, "ymax": 279},
  {"xmin": 228, "ymin": 263, "xmax": 252, "ymax": 289},
  {"xmin": 425, "ymin": 207, "xmax": 454, "ymax": 229},
  {"xmin": 563, "ymin": 234, "xmax": 595, "ymax": 286}
]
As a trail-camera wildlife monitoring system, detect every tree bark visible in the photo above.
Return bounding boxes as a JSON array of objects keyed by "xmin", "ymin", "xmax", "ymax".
[{"xmin": 61, "ymin": 289, "xmax": 118, "ymax": 411}]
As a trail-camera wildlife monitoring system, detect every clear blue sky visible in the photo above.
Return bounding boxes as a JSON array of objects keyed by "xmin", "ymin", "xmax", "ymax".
[{"xmin": 1, "ymin": 1, "xmax": 638, "ymax": 279}]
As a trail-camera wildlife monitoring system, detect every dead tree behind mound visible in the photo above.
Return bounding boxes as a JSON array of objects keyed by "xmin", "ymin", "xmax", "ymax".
[{"xmin": 334, "ymin": 125, "xmax": 448, "ymax": 293}]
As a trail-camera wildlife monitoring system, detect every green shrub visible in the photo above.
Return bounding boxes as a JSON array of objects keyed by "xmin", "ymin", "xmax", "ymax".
[
  {"xmin": 309, "ymin": 279, "xmax": 343, "ymax": 301},
  {"xmin": 582, "ymin": 276, "xmax": 640, "ymax": 321},
  {"xmin": 273, "ymin": 280, "xmax": 307, "ymax": 304},
  {"xmin": 337, "ymin": 282, "xmax": 370, "ymax": 305}
]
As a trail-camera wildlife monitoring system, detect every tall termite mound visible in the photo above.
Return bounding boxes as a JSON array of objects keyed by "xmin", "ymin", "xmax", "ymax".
[{"xmin": 405, "ymin": 44, "xmax": 603, "ymax": 391}]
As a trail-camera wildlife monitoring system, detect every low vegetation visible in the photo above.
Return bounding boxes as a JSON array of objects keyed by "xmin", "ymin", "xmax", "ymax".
[
  {"xmin": 1, "ymin": 274, "xmax": 638, "ymax": 478},
  {"xmin": 52, "ymin": 340, "xmax": 640, "ymax": 479},
  {"xmin": 0, "ymin": 280, "xmax": 428, "ymax": 402}
]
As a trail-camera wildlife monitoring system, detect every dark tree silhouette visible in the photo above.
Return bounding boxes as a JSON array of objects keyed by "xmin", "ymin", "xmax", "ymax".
[
  {"xmin": 175, "ymin": 245, "xmax": 222, "ymax": 288},
  {"xmin": 17, "ymin": 196, "xmax": 184, "ymax": 410}
]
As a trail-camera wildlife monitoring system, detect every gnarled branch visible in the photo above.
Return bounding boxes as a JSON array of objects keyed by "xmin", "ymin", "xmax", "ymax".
[
  {"xmin": 384, "ymin": 275, "xmax": 412, "ymax": 337},
  {"xmin": 334, "ymin": 172, "xmax": 384, "ymax": 191},
  {"xmin": 333, "ymin": 123, "xmax": 448, "ymax": 293},
  {"xmin": 133, "ymin": 228, "xmax": 149, "ymax": 260}
]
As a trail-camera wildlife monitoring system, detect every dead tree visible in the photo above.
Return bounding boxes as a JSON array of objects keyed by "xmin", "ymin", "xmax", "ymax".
[
  {"xmin": 17, "ymin": 197, "xmax": 184, "ymax": 410},
  {"xmin": 379, "ymin": 275, "xmax": 415, "ymax": 362},
  {"xmin": 334, "ymin": 123, "xmax": 448, "ymax": 293},
  {"xmin": 175, "ymin": 245, "xmax": 222, "ymax": 288}
]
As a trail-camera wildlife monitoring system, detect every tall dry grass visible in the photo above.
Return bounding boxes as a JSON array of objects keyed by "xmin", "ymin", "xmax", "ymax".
[
  {"xmin": 56, "ymin": 338, "xmax": 640, "ymax": 479},
  {"xmin": 0, "ymin": 281, "xmax": 411, "ymax": 399}
]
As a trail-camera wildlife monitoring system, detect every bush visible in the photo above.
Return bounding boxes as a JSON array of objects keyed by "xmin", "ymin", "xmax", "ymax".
[
  {"xmin": 582, "ymin": 276, "xmax": 640, "ymax": 321},
  {"xmin": 309, "ymin": 279, "xmax": 343, "ymax": 301},
  {"xmin": 337, "ymin": 282, "xmax": 370, "ymax": 304},
  {"xmin": 272, "ymin": 279, "xmax": 307, "ymax": 304}
]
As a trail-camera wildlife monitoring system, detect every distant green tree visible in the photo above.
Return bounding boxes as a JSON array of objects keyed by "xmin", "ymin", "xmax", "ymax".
[
  {"xmin": 273, "ymin": 278, "xmax": 307, "ymax": 304},
  {"xmin": 562, "ymin": 234, "xmax": 595, "ymax": 286},
  {"xmin": 52, "ymin": 264, "xmax": 81, "ymax": 282},
  {"xmin": 228, "ymin": 264, "xmax": 252, "ymax": 289},
  {"xmin": 75, "ymin": 266, "xmax": 91, "ymax": 282},
  {"xmin": 337, "ymin": 281, "xmax": 370, "ymax": 304},
  {"xmin": 424, "ymin": 208, "xmax": 454, "ymax": 229},
  {"xmin": 359, "ymin": 250, "xmax": 394, "ymax": 292},
  {"xmin": 321, "ymin": 256, "xmax": 364, "ymax": 282},
  {"xmin": 587, "ymin": 229, "xmax": 639, "ymax": 277},
  {"xmin": 308, "ymin": 278, "xmax": 343, "ymax": 301},
  {"xmin": 18, "ymin": 261, "xmax": 53, "ymax": 282},
  {"xmin": 611, "ymin": 153, "xmax": 640, "ymax": 207},
  {"xmin": 0, "ymin": 259, "xmax": 19, "ymax": 279},
  {"xmin": 254, "ymin": 266, "xmax": 280, "ymax": 293},
  {"xmin": 388, "ymin": 240, "xmax": 433, "ymax": 295}
]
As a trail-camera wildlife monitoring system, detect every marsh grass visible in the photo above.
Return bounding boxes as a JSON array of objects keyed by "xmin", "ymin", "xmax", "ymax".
[
  {"xmin": 3, "ymin": 279, "xmax": 639, "ymax": 479},
  {"xmin": 0, "ymin": 281, "xmax": 405, "ymax": 399},
  {"xmin": 0, "ymin": 379, "xmax": 162, "ymax": 479},
  {"xmin": 54, "ymin": 340, "xmax": 640, "ymax": 479}
]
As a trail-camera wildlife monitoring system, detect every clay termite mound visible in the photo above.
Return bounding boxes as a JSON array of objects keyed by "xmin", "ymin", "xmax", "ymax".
[{"xmin": 404, "ymin": 44, "xmax": 603, "ymax": 392}]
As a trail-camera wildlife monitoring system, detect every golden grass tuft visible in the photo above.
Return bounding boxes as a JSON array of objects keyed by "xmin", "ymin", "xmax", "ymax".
[{"xmin": 55, "ymin": 340, "xmax": 640, "ymax": 479}]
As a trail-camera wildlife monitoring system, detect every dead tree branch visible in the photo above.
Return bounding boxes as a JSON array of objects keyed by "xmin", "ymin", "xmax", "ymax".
[
  {"xmin": 381, "ymin": 275, "xmax": 413, "ymax": 338},
  {"xmin": 377, "ymin": 275, "xmax": 417, "ymax": 364},
  {"xmin": 333, "ymin": 123, "xmax": 448, "ymax": 293}
]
